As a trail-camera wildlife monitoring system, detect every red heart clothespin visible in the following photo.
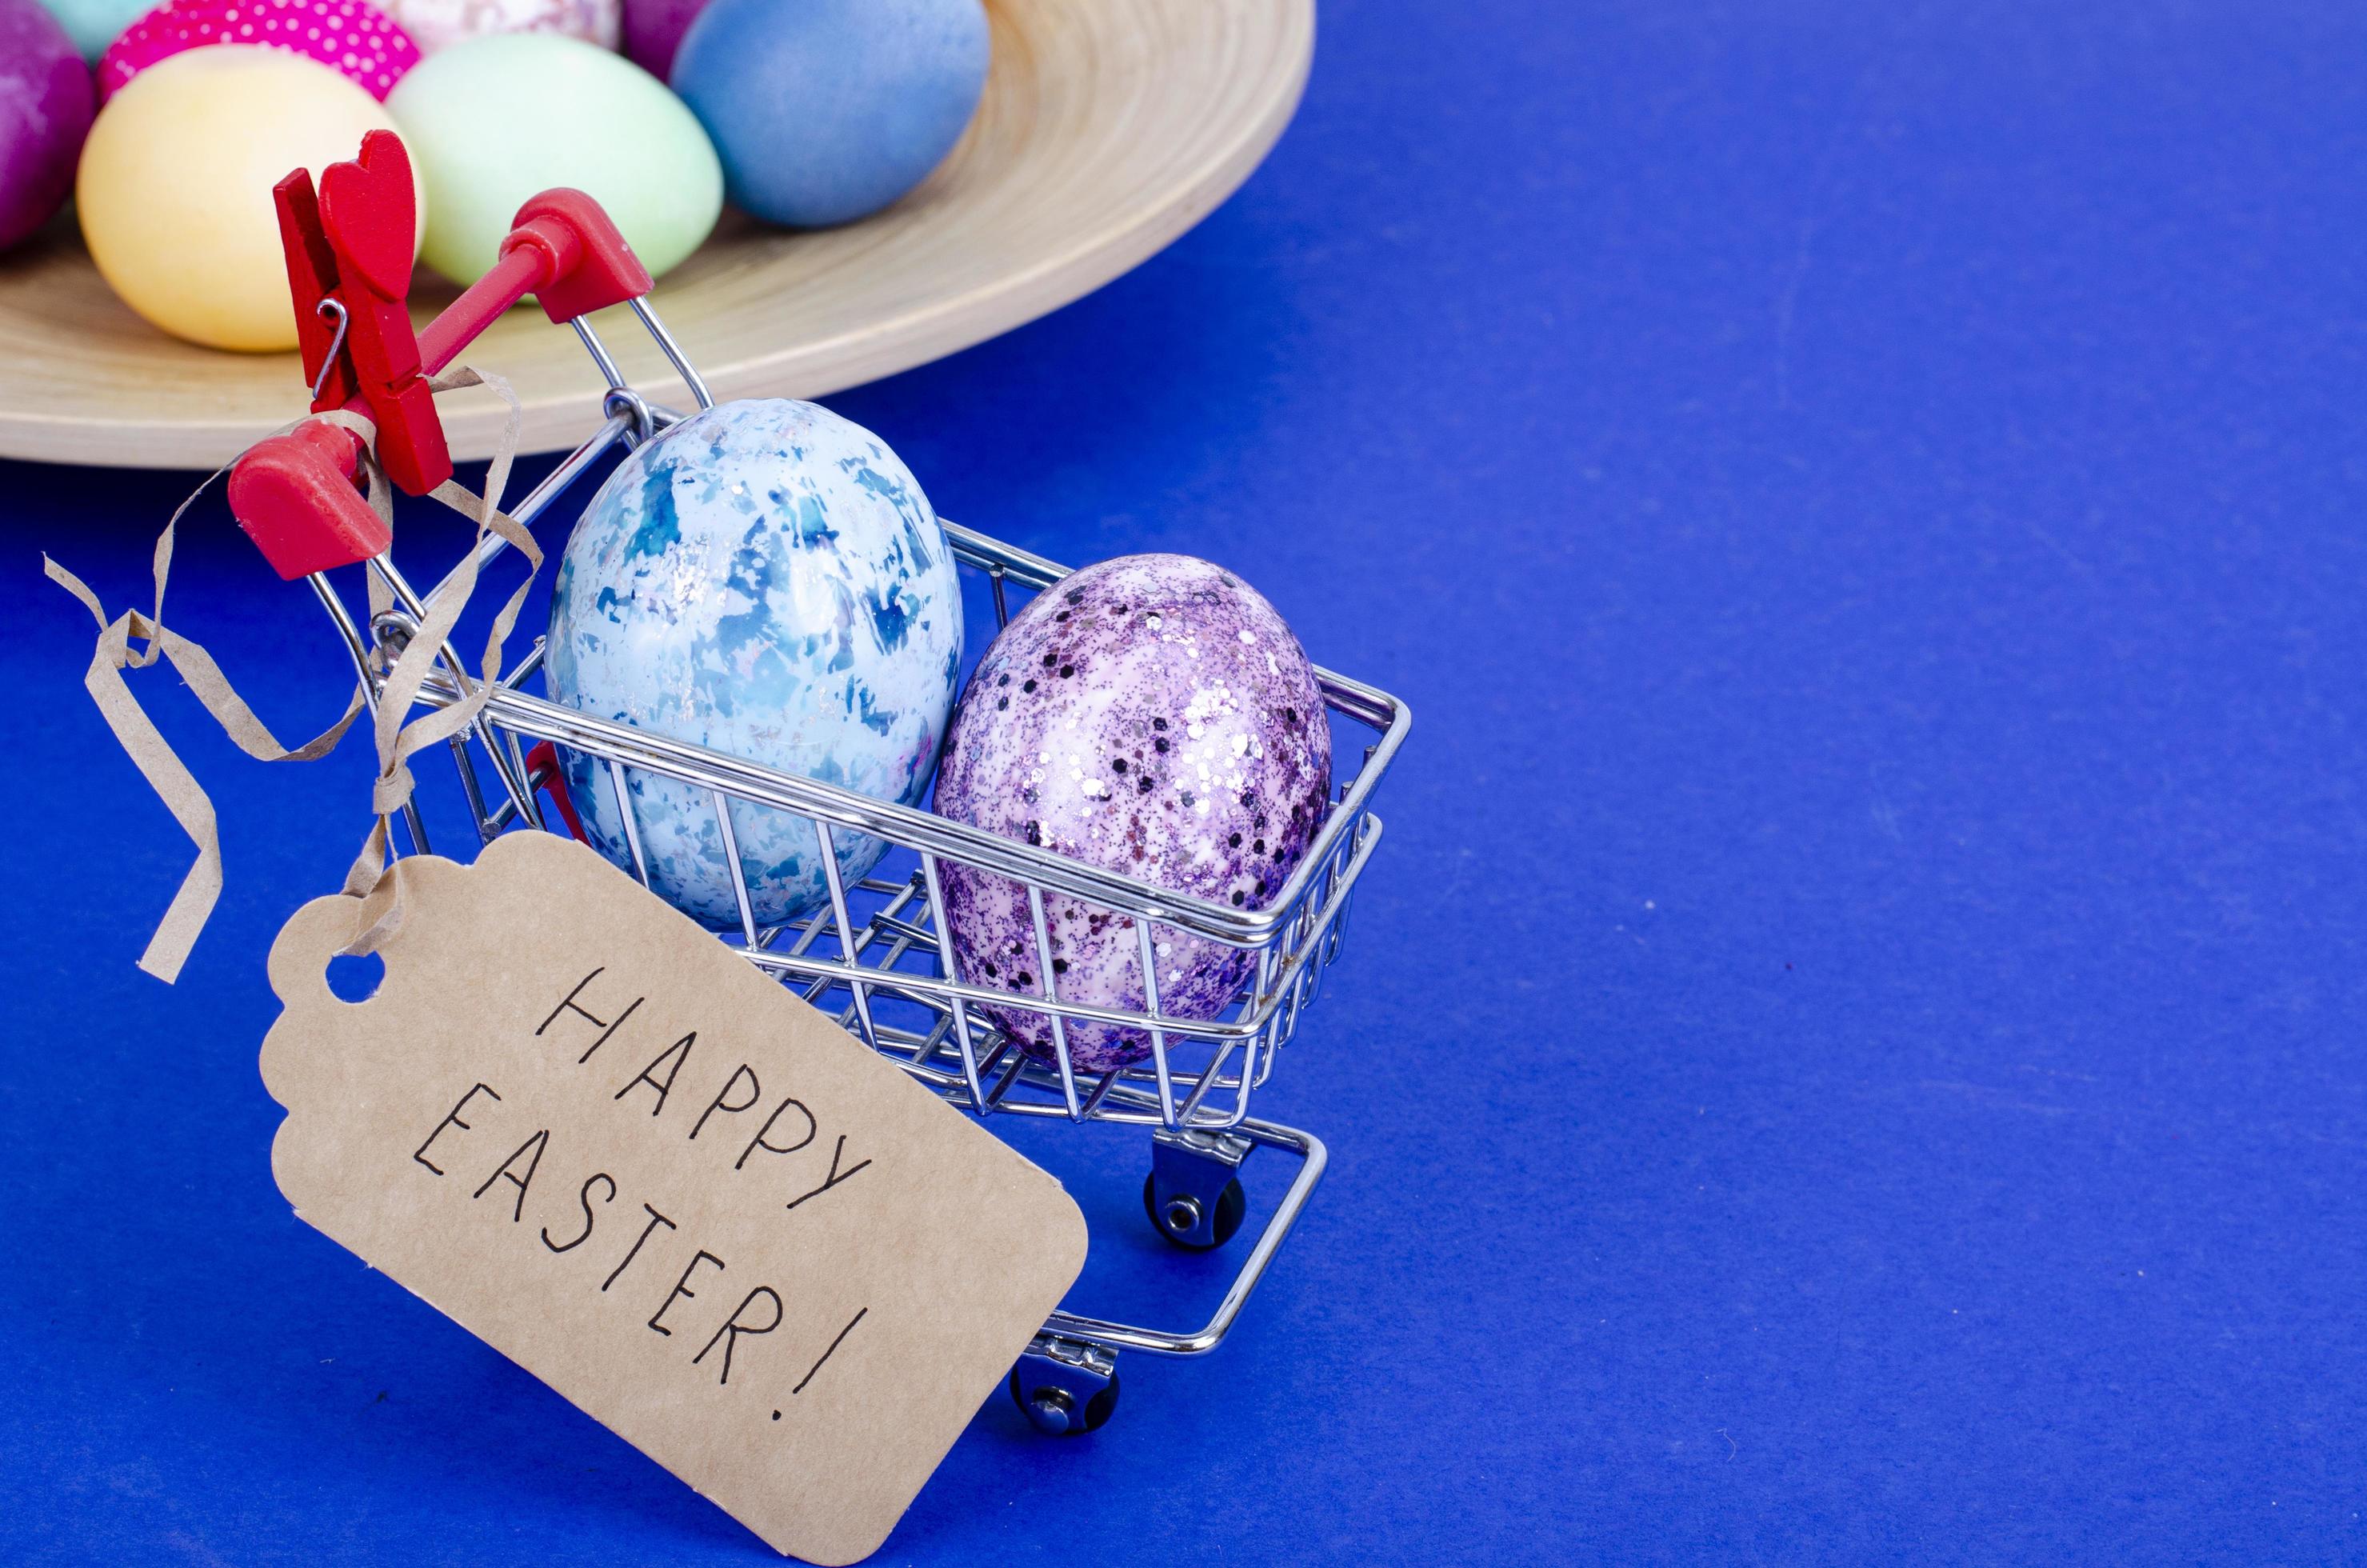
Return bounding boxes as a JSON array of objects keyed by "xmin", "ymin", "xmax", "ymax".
[{"xmin": 274, "ymin": 129, "xmax": 450, "ymax": 499}]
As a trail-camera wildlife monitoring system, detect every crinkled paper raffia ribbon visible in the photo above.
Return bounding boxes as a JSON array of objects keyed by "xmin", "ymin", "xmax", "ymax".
[{"xmin": 45, "ymin": 368, "xmax": 542, "ymax": 982}]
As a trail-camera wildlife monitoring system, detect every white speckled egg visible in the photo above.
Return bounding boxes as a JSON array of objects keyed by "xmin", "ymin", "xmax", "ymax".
[
  {"xmin": 934, "ymin": 554, "xmax": 1333, "ymax": 1072},
  {"xmin": 545, "ymin": 398, "xmax": 964, "ymax": 930}
]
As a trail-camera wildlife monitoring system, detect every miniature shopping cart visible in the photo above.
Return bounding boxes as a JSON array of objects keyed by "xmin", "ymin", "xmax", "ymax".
[{"xmin": 225, "ymin": 133, "xmax": 1408, "ymax": 1434}]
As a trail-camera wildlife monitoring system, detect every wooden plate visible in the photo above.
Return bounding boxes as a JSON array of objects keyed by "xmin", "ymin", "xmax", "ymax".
[{"xmin": 0, "ymin": 0, "xmax": 1311, "ymax": 468}]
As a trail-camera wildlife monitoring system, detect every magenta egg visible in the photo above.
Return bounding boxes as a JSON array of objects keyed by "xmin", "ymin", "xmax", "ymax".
[
  {"xmin": 0, "ymin": 0, "xmax": 94, "ymax": 250},
  {"xmin": 622, "ymin": 0, "xmax": 706, "ymax": 78},
  {"xmin": 933, "ymin": 555, "xmax": 1333, "ymax": 1073},
  {"xmin": 100, "ymin": 0, "xmax": 422, "ymax": 102}
]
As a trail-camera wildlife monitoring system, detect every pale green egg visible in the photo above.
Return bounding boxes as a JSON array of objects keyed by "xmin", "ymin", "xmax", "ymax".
[
  {"xmin": 40, "ymin": 0, "xmax": 146, "ymax": 59},
  {"xmin": 387, "ymin": 34, "xmax": 721, "ymax": 288}
]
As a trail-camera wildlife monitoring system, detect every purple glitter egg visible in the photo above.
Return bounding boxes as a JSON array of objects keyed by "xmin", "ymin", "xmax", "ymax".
[
  {"xmin": 934, "ymin": 554, "xmax": 1333, "ymax": 1072},
  {"xmin": 0, "ymin": 0, "xmax": 95, "ymax": 251}
]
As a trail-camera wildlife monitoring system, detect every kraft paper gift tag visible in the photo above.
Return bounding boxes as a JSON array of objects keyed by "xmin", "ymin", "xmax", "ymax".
[{"xmin": 260, "ymin": 830, "xmax": 1090, "ymax": 1563}]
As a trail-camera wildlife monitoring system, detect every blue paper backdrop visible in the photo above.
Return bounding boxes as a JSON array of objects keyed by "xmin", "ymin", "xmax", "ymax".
[{"xmin": 6, "ymin": 0, "xmax": 2365, "ymax": 1561}]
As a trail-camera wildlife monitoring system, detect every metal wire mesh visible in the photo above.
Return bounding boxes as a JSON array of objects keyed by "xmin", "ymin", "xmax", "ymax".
[{"xmin": 310, "ymin": 349, "xmax": 1407, "ymax": 1136}]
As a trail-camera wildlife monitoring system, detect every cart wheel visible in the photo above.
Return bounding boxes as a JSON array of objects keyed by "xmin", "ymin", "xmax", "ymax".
[
  {"xmin": 1144, "ymin": 1171, "xmax": 1246, "ymax": 1250},
  {"xmin": 1009, "ymin": 1363, "xmax": 1119, "ymax": 1436}
]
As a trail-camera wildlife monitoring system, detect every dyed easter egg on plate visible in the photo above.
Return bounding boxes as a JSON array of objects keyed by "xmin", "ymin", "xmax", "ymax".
[
  {"xmin": 671, "ymin": 0, "xmax": 987, "ymax": 228},
  {"xmin": 546, "ymin": 398, "xmax": 965, "ymax": 930},
  {"xmin": 934, "ymin": 555, "xmax": 1333, "ymax": 1073},
  {"xmin": 389, "ymin": 33, "xmax": 718, "ymax": 285},
  {"xmin": 78, "ymin": 46, "xmax": 419, "ymax": 349},
  {"xmin": 379, "ymin": 0, "xmax": 614, "ymax": 54},
  {"xmin": 0, "ymin": 0, "xmax": 94, "ymax": 250},
  {"xmin": 36, "ymin": 0, "xmax": 146, "ymax": 59},
  {"xmin": 100, "ymin": 0, "xmax": 422, "ymax": 101},
  {"xmin": 620, "ymin": 0, "xmax": 703, "ymax": 78}
]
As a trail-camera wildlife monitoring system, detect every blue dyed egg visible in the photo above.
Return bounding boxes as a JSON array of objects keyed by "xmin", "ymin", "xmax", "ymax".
[
  {"xmin": 546, "ymin": 398, "xmax": 963, "ymax": 929},
  {"xmin": 670, "ymin": 0, "xmax": 988, "ymax": 229}
]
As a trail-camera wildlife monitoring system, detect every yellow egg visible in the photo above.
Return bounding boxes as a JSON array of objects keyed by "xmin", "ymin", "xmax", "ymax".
[{"xmin": 78, "ymin": 46, "xmax": 425, "ymax": 353}]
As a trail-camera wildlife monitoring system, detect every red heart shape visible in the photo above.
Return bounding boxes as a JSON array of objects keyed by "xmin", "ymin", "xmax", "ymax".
[{"xmin": 318, "ymin": 129, "xmax": 415, "ymax": 302}]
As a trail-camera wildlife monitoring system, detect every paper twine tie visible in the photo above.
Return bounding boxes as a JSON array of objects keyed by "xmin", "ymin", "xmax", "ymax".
[{"xmin": 46, "ymin": 368, "xmax": 542, "ymax": 982}]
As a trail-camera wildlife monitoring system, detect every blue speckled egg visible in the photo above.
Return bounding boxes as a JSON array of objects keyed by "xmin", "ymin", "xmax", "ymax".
[
  {"xmin": 546, "ymin": 398, "xmax": 963, "ymax": 929},
  {"xmin": 934, "ymin": 555, "xmax": 1332, "ymax": 1072}
]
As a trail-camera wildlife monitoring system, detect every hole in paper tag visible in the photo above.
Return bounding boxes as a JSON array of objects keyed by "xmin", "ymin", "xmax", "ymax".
[
  {"xmin": 324, "ymin": 950, "xmax": 383, "ymax": 1002},
  {"xmin": 260, "ymin": 831, "xmax": 1089, "ymax": 1563}
]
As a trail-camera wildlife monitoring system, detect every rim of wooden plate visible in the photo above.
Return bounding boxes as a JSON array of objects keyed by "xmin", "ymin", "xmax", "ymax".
[{"xmin": 0, "ymin": 0, "xmax": 1313, "ymax": 469}]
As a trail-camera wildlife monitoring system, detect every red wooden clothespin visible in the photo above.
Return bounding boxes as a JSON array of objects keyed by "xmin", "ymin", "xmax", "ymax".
[
  {"xmin": 232, "ymin": 129, "xmax": 438, "ymax": 580},
  {"xmin": 282, "ymin": 127, "xmax": 449, "ymax": 497}
]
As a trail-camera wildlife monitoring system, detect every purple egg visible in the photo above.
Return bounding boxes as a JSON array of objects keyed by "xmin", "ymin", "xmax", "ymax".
[
  {"xmin": 934, "ymin": 554, "xmax": 1333, "ymax": 1073},
  {"xmin": 624, "ymin": 0, "xmax": 709, "ymax": 78},
  {"xmin": 0, "ymin": 0, "xmax": 94, "ymax": 251}
]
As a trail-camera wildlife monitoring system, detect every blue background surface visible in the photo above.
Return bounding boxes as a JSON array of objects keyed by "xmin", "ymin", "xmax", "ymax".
[{"xmin": 6, "ymin": 1, "xmax": 2365, "ymax": 1560}]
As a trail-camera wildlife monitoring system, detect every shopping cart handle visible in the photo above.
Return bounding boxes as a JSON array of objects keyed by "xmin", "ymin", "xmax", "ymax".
[
  {"xmin": 242, "ymin": 138, "xmax": 657, "ymax": 584},
  {"xmin": 226, "ymin": 418, "xmax": 387, "ymax": 581},
  {"xmin": 276, "ymin": 133, "xmax": 654, "ymax": 507}
]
